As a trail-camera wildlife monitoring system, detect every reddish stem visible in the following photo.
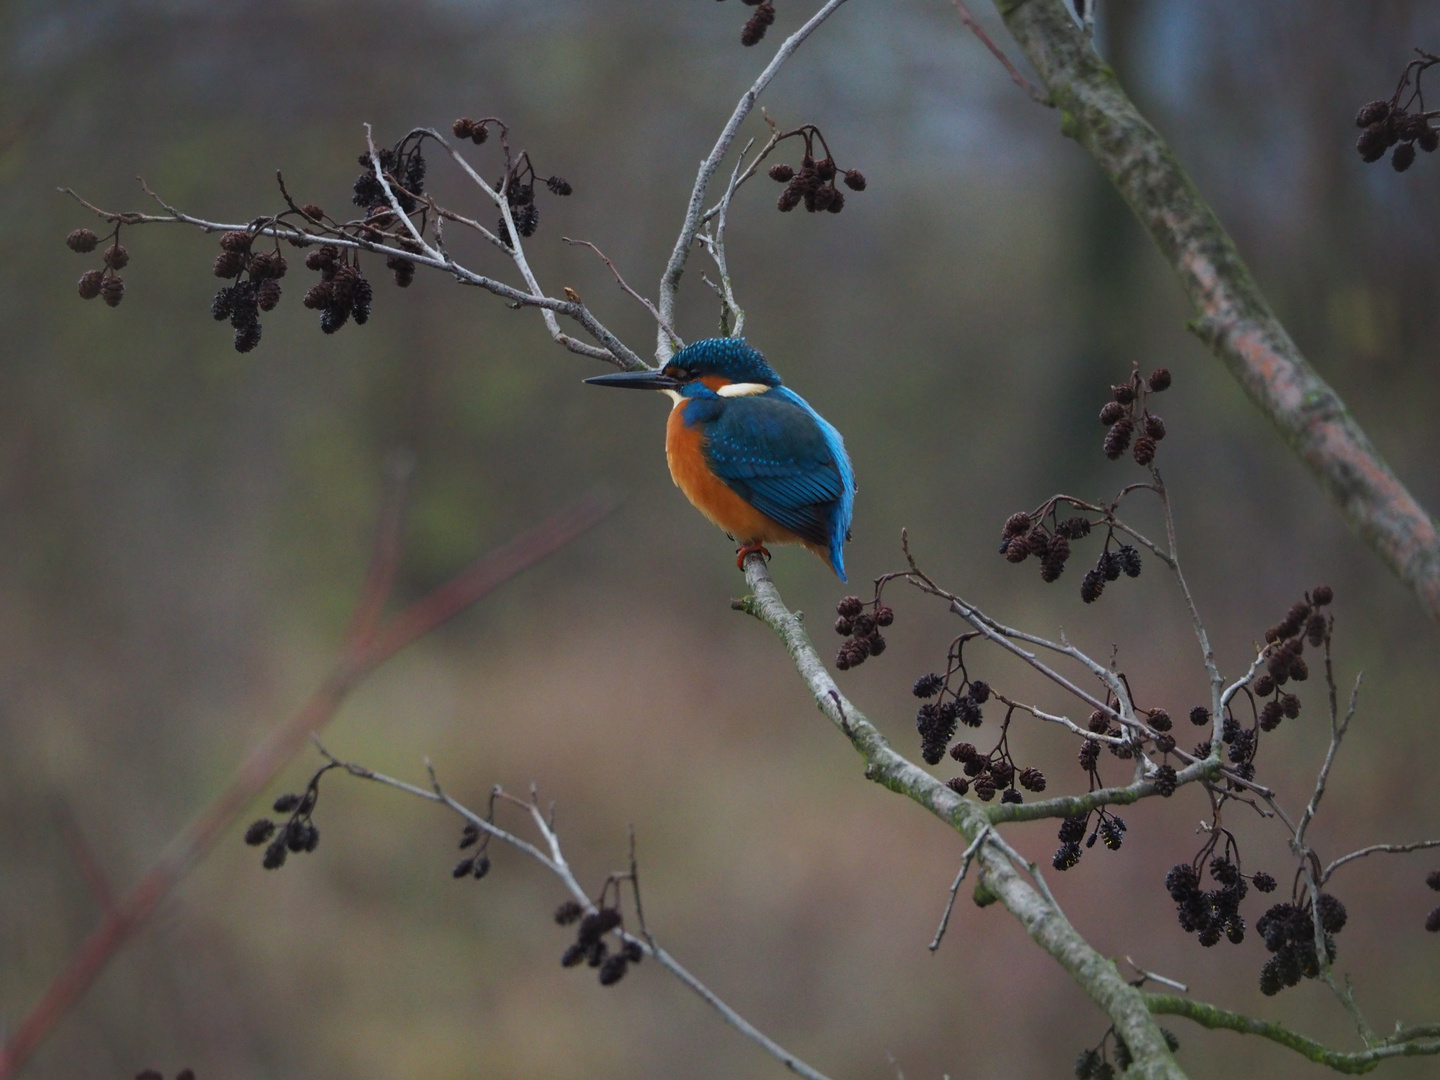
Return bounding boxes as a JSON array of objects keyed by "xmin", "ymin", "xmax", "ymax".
[{"xmin": 0, "ymin": 487, "xmax": 614, "ymax": 1080}]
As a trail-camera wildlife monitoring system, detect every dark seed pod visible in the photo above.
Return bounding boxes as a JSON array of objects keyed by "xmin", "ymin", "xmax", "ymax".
[
  {"xmin": 1144, "ymin": 413, "xmax": 1166, "ymax": 440},
  {"xmin": 1005, "ymin": 536, "xmax": 1030, "ymax": 563},
  {"xmin": 1002, "ymin": 511, "xmax": 1032, "ymax": 538},
  {"xmin": 834, "ymin": 617, "xmax": 853, "ymax": 636},
  {"xmin": 874, "ymin": 605, "xmax": 894, "ymax": 627},
  {"xmin": 842, "ymin": 168, "xmax": 867, "ymax": 191},
  {"xmin": 77, "ymin": 268, "xmax": 105, "ymax": 299},
  {"xmin": 1148, "ymin": 709, "xmax": 1171, "ymax": 732},
  {"xmin": 972, "ymin": 776, "xmax": 996, "ymax": 801},
  {"xmin": 1393, "ymin": 142, "xmax": 1417, "ymax": 172},
  {"xmin": 1080, "ymin": 568, "xmax": 1104, "ymax": 603},
  {"xmin": 244, "ymin": 819, "xmax": 277, "ymax": 845},
  {"xmin": 598, "ymin": 953, "xmax": 629, "ymax": 985},
  {"xmin": 1019, "ymin": 766, "xmax": 1046, "ymax": 792},
  {"xmin": 1132, "ymin": 434, "xmax": 1157, "ymax": 466},
  {"xmin": 1152, "ymin": 764, "xmax": 1177, "ymax": 797},
  {"xmin": 1312, "ymin": 584, "xmax": 1334, "ymax": 606},
  {"xmin": 1099, "ymin": 400, "xmax": 1126, "ymax": 425},
  {"xmin": 262, "ymin": 836, "xmax": 288, "ymax": 869},
  {"xmin": 233, "ymin": 322, "xmax": 262, "ymax": 352},
  {"xmin": 1252, "ymin": 674, "xmax": 1275, "ymax": 696},
  {"xmin": 66, "ymin": 228, "xmax": 99, "ymax": 252},
  {"xmin": 950, "ymin": 741, "xmax": 977, "ymax": 762},
  {"xmin": 1155, "ymin": 733, "xmax": 1176, "ymax": 753},
  {"xmin": 1053, "ymin": 842, "xmax": 1082, "ymax": 871},
  {"xmin": 968, "ymin": 680, "xmax": 990, "ymax": 704},
  {"xmin": 560, "ymin": 943, "xmax": 586, "ymax": 967},
  {"xmin": 1112, "ymin": 382, "xmax": 1136, "ymax": 405},
  {"xmin": 1356, "ymin": 100, "xmax": 1391, "ymax": 127},
  {"xmin": 1259, "ymin": 700, "xmax": 1284, "ymax": 731},
  {"xmin": 769, "ymin": 163, "xmax": 795, "ymax": 182},
  {"xmin": 777, "ymin": 184, "xmax": 803, "ymax": 212},
  {"xmin": 837, "ymin": 596, "xmax": 863, "ymax": 618},
  {"xmin": 1252, "ymin": 872, "xmax": 1277, "ymax": 893},
  {"xmin": 912, "ymin": 673, "xmax": 944, "ymax": 698},
  {"xmin": 1420, "ymin": 126, "xmax": 1440, "ymax": 154},
  {"xmin": 214, "ymin": 250, "xmax": 245, "ymax": 278},
  {"xmin": 1147, "ymin": 368, "xmax": 1172, "ymax": 391},
  {"xmin": 1104, "ymin": 417, "xmax": 1134, "ymax": 459},
  {"xmin": 256, "ymin": 279, "xmax": 282, "ymax": 311},
  {"xmin": 1316, "ymin": 893, "xmax": 1347, "ymax": 933},
  {"xmin": 740, "ymin": 1, "xmax": 776, "ymax": 46},
  {"xmin": 101, "ymin": 275, "xmax": 125, "ymax": 307},
  {"xmin": 945, "ymin": 776, "xmax": 970, "ymax": 795},
  {"xmin": 1116, "ymin": 545, "xmax": 1142, "ymax": 578},
  {"xmin": 1426, "ymin": 907, "xmax": 1440, "ymax": 933}
]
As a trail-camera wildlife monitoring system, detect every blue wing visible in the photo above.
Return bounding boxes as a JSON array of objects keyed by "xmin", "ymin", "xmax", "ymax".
[{"xmin": 696, "ymin": 389, "xmax": 854, "ymax": 577}]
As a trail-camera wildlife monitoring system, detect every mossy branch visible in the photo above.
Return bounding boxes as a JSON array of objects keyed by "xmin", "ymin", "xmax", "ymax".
[
  {"xmin": 1145, "ymin": 994, "xmax": 1440, "ymax": 1074},
  {"xmin": 991, "ymin": 0, "xmax": 1440, "ymax": 622}
]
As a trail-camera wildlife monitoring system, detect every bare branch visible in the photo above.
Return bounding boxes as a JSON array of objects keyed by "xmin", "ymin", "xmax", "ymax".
[
  {"xmin": 928, "ymin": 826, "xmax": 990, "ymax": 953},
  {"xmin": 562, "ymin": 237, "xmax": 683, "ymax": 349},
  {"xmin": 949, "ymin": 0, "xmax": 1046, "ymax": 103},
  {"xmin": 315, "ymin": 745, "xmax": 839, "ymax": 1080},
  {"xmin": 658, "ymin": 0, "xmax": 852, "ymax": 362},
  {"xmin": 1323, "ymin": 840, "xmax": 1440, "ymax": 884},
  {"xmin": 735, "ymin": 554, "xmax": 1186, "ymax": 1079},
  {"xmin": 1146, "ymin": 993, "xmax": 1440, "ymax": 1073}
]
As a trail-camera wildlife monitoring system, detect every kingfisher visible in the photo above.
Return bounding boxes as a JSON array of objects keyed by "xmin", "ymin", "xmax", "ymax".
[{"xmin": 586, "ymin": 338, "xmax": 856, "ymax": 580}]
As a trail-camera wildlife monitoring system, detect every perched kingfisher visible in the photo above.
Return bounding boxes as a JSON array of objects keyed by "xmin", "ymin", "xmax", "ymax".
[{"xmin": 586, "ymin": 338, "xmax": 856, "ymax": 580}]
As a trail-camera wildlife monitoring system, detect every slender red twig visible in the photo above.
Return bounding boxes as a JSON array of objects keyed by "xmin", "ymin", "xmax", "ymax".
[
  {"xmin": 0, "ymin": 486, "xmax": 615, "ymax": 1080},
  {"xmin": 950, "ymin": 0, "xmax": 1047, "ymax": 104}
]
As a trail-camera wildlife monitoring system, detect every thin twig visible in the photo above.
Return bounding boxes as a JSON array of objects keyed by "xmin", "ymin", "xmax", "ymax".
[
  {"xmin": 928, "ymin": 826, "xmax": 990, "ymax": 953},
  {"xmin": 658, "ymin": 0, "xmax": 852, "ymax": 361},
  {"xmin": 1323, "ymin": 840, "xmax": 1440, "ymax": 884},
  {"xmin": 562, "ymin": 237, "xmax": 683, "ymax": 349},
  {"xmin": 1125, "ymin": 958, "xmax": 1188, "ymax": 994},
  {"xmin": 316, "ymin": 746, "xmax": 838, "ymax": 1080},
  {"xmin": 949, "ymin": 0, "xmax": 1047, "ymax": 103}
]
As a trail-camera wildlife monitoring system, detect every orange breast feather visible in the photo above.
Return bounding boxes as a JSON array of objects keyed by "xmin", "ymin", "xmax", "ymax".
[{"xmin": 665, "ymin": 403, "xmax": 825, "ymax": 557}]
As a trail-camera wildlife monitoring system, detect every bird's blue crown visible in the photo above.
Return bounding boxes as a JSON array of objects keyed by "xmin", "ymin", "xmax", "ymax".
[{"xmin": 665, "ymin": 338, "xmax": 782, "ymax": 387}]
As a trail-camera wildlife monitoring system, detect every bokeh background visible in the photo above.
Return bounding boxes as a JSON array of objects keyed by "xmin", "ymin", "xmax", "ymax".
[{"xmin": 4, "ymin": 2, "xmax": 1440, "ymax": 1078}]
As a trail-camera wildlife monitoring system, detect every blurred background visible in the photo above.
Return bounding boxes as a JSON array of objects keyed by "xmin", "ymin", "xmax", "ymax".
[{"xmin": 4, "ymin": 2, "xmax": 1440, "ymax": 1077}]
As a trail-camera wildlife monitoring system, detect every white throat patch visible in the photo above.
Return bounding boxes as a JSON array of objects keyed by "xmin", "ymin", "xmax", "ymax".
[{"xmin": 716, "ymin": 382, "xmax": 772, "ymax": 398}]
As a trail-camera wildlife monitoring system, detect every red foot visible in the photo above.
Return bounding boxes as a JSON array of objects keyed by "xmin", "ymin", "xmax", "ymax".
[{"xmin": 736, "ymin": 543, "xmax": 772, "ymax": 570}]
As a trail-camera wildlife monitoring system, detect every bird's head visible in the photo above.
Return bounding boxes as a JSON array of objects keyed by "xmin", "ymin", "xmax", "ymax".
[{"xmin": 584, "ymin": 338, "xmax": 782, "ymax": 398}]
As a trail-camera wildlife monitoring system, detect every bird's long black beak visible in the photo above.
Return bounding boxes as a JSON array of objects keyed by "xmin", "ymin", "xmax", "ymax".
[{"xmin": 584, "ymin": 369, "xmax": 682, "ymax": 390}]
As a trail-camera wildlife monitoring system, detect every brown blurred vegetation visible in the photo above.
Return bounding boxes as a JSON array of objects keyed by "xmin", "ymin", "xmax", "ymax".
[{"xmin": 3, "ymin": 2, "xmax": 1440, "ymax": 1078}]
